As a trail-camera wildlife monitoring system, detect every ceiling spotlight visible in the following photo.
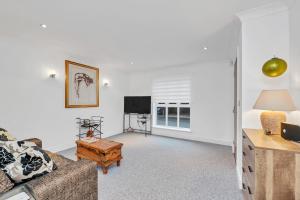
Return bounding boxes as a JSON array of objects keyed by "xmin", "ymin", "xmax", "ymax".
[
  {"xmin": 203, "ymin": 47, "xmax": 208, "ymax": 51},
  {"xmin": 40, "ymin": 24, "xmax": 47, "ymax": 29},
  {"xmin": 130, "ymin": 62, "xmax": 134, "ymax": 65}
]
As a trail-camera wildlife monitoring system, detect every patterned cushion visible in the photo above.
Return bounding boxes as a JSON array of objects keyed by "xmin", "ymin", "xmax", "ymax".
[
  {"xmin": 0, "ymin": 169, "xmax": 14, "ymax": 193},
  {"xmin": 0, "ymin": 128, "xmax": 16, "ymax": 141},
  {"xmin": 0, "ymin": 141, "xmax": 56, "ymax": 184}
]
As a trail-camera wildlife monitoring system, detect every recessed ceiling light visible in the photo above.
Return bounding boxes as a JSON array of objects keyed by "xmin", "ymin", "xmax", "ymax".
[
  {"xmin": 203, "ymin": 47, "xmax": 208, "ymax": 51},
  {"xmin": 130, "ymin": 62, "xmax": 134, "ymax": 65},
  {"xmin": 40, "ymin": 24, "xmax": 47, "ymax": 29}
]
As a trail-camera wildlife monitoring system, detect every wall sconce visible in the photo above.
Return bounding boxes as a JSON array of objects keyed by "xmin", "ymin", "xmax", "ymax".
[
  {"xmin": 103, "ymin": 80, "xmax": 110, "ymax": 87},
  {"xmin": 49, "ymin": 73, "xmax": 56, "ymax": 78},
  {"xmin": 48, "ymin": 69, "xmax": 56, "ymax": 79}
]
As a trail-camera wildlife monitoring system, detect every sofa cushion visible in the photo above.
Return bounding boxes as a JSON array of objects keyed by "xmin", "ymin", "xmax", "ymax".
[
  {"xmin": 0, "ymin": 128, "xmax": 16, "ymax": 141},
  {"xmin": 0, "ymin": 170, "xmax": 14, "ymax": 193},
  {"xmin": 22, "ymin": 138, "xmax": 42, "ymax": 148},
  {"xmin": 0, "ymin": 141, "xmax": 56, "ymax": 184}
]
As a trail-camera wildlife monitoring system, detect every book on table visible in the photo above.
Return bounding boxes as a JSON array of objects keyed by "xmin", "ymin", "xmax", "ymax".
[{"xmin": 80, "ymin": 137, "xmax": 99, "ymax": 143}]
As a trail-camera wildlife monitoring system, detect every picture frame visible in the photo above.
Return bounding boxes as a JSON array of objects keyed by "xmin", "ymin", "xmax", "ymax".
[{"xmin": 65, "ymin": 60, "xmax": 99, "ymax": 108}]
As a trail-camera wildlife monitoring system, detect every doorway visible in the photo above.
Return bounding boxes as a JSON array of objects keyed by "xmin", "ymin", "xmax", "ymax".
[{"xmin": 233, "ymin": 58, "xmax": 238, "ymax": 162}]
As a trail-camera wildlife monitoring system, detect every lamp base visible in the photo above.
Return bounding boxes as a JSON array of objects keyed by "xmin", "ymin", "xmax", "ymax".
[{"xmin": 260, "ymin": 111, "xmax": 286, "ymax": 135}]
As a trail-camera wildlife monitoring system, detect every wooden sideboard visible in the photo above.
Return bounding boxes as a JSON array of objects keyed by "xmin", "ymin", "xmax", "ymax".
[{"xmin": 242, "ymin": 129, "xmax": 300, "ymax": 200}]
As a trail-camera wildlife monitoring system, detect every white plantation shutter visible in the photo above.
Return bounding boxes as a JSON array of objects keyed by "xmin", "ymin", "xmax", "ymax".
[{"xmin": 152, "ymin": 77, "xmax": 191, "ymax": 103}]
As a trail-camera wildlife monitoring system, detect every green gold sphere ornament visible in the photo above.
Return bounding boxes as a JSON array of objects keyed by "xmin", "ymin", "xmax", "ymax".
[{"xmin": 262, "ymin": 57, "xmax": 287, "ymax": 77}]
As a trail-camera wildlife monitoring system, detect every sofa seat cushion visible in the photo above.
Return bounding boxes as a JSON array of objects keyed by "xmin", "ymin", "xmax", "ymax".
[
  {"xmin": 26, "ymin": 159, "xmax": 97, "ymax": 200},
  {"xmin": 0, "ymin": 170, "xmax": 14, "ymax": 193},
  {"xmin": 0, "ymin": 141, "xmax": 56, "ymax": 184},
  {"xmin": 46, "ymin": 152, "xmax": 74, "ymax": 168}
]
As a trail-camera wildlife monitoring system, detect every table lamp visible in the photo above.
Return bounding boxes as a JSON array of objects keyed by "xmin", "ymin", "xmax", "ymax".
[{"xmin": 253, "ymin": 89, "xmax": 296, "ymax": 135}]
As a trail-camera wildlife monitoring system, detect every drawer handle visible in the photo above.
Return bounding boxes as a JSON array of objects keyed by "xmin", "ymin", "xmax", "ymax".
[
  {"xmin": 243, "ymin": 151, "xmax": 246, "ymax": 156},
  {"xmin": 243, "ymin": 135, "xmax": 246, "ymax": 139},
  {"xmin": 242, "ymin": 183, "xmax": 246, "ymax": 190},
  {"xmin": 248, "ymin": 166, "xmax": 254, "ymax": 173},
  {"xmin": 242, "ymin": 167, "xmax": 245, "ymax": 173},
  {"xmin": 248, "ymin": 145, "xmax": 254, "ymax": 151},
  {"xmin": 247, "ymin": 186, "xmax": 252, "ymax": 195}
]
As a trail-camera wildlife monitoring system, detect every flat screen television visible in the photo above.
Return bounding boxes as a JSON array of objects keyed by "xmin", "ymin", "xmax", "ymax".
[{"xmin": 124, "ymin": 96, "xmax": 151, "ymax": 114}]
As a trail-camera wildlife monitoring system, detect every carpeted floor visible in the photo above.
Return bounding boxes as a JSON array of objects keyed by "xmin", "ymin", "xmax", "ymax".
[{"xmin": 60, "ymin": 133, "xmax": 242, "ymax": 200}]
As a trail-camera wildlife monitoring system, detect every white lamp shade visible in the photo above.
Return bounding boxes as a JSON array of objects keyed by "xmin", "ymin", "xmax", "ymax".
[{"xmin": 253, "ymin": 89, "xmax": 296, "ymax": 111}]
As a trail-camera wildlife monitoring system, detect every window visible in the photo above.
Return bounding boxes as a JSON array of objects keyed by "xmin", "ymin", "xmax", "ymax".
[
  {"xmin": 152, "ymin": 78, "xmax": 191, "ymax": 131},
  {"xmin": 179, "ymin": 107, "xmax": 190, "ymax": 128},
  {"xmin": 156, "ymin": 107, "xmax": 166, "ymax": 126},
  {"xmin": 154, "ymin": 103, "xmax": 190, "ymax": 130},
  {"xmin": 168, "ymin": 107, "xmax": 177, "ymax": 127}
]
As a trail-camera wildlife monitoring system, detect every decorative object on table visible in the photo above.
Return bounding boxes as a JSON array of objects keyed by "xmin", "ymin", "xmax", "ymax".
[
  {"xmin": 80, "ymin": 137, "xmax": 99, "ymax": 144},
  {"xmin": 76, "ymin": 139, "xmax": 123, "ymax": 174},
  {"xmin": 76, "ymin": 116, "xmax": 104, "ymax": 139},
  {"xmin": 65, "ymin": 60, "xmax": 99, "ymax": 108},
  {"xmin": 253, "ymin": 89, "xmax": 296, "ymax": 135},
  {"xmin": 262, "ymin": 57, "xmax": 287, "ymax": 77},
  {"xmin": 0, "ymin": 128, "xmax": 16, "ymax": 141},
  {"xmin": 281, "ymin": 122, "xmax": 300, "ymax": 142}
]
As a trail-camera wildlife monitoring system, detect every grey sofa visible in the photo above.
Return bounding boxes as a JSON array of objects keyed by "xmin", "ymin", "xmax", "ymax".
[{"xmin": 0, "ymin": 138, "xmax": 98, "ymax": 200}]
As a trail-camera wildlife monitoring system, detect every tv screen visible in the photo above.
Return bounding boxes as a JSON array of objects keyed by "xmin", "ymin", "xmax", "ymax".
[{"xmin": 124, "ymin": 96, "xmax": 151, "ymax": 114}]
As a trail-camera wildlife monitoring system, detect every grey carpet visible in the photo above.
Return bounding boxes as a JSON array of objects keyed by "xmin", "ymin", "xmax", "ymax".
[{"xmin": 60, "ymin": 133, "xmax": 242, "ymax": 200}]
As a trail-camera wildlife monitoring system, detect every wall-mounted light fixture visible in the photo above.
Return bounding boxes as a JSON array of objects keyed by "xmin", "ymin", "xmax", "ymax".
[
  {"xmin": 49, "ymin": 70, "xmax": 56, "ymax": 79},
  {"xmin": 49, "ymin": 73, "xmax": 56, "ymax": 78},
  {"xmin": 103, "ymin": 79, "xmax": 110, "ymax": 87}
]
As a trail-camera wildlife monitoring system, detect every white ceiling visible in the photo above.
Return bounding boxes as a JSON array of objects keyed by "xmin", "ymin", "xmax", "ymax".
[{"xmin": 0, "ymin": 0, "xmax": 288, "ymax": 71}]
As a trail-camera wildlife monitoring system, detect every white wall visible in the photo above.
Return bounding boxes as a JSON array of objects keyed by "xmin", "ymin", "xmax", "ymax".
[
  {"xmin": 128, "ymin": 61, "xmax": 234, "ymax": 146},
  {"xmin": 236, "ymin": 3, "xmax": 292, "ymax": 187},
  {"xmin": 235, "ymin": 26, "xmax": 243, "ymax": 187},
  {"xmin": 240, "ymin": 6, "xmax": 290, "ymax": 129},
  {"xmin": 0, "ymin": 36, "xmax": 128, "ymax": 152},
  {"xmin": 289, "ymin": 0, "xmax": 300, "ymax": 125}
]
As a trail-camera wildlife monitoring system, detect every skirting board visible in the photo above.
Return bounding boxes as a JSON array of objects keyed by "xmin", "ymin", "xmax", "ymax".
[
  {"xmin": 50, "ymin": 132, "xmax": 124, "ymax": 153},
  {"xmin": 152, "ymin": 132, "xmax": 232, "ymax": 147},
  {"xmin": 236, "ymin": 166, "xmax": 243, "ymax": 190},
  {"xmin": 57, "ymin": 131, "xmax": 232, "ymax": 153}
]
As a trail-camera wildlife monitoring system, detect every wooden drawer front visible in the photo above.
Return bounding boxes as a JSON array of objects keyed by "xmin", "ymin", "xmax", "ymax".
[
  {"xmin": 242, "ymin": 134, "xmax": 256, "ymax": 200},
  {"xmin": 104, "ymin": 148, "xmax": 121, "ymax": 161},
  {"xmin": 77, "ymin": 146, "xmax": 101, "ymax": 162},
  {"xmin": 242, "ymin": 175, "xmax": 254, "ymax": 200},
  {"xmin": 243, "ymin": 134, "xmax": 255, "ymax": 165},
  {"xmin": 242, "ymin": 157, "xmax": 255, "ymax": 190}
]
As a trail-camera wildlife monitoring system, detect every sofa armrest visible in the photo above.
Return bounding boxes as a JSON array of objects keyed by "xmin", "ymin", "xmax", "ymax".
[
  {"xmin": 26, "ymin": 159, "xmax": 98, "ymax": 200},
  {"xmin": 21, "ymin": 138, "xmax": 42, "ymax": 148}
]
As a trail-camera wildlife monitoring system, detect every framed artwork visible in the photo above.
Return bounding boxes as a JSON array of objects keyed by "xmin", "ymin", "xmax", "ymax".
[{"xmin": 65, "ymin": 60, "xmax": 99, "ymax": 108}]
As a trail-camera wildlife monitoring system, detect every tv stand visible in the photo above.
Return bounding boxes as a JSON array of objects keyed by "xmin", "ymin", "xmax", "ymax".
[{"xmin": 123, "ymin": 113, "xmax": 152, "ymax": 136}]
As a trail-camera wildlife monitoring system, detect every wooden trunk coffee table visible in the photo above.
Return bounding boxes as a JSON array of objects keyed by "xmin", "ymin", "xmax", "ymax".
[{"xmin": 76, "ymin": 139, "xmax": 123, "ymax": 174}]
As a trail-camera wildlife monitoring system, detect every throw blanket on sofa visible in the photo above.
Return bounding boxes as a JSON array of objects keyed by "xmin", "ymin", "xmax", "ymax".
[{"xmin": 0, "ymin": 141, "xmax": 55, "ymax": 183}]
